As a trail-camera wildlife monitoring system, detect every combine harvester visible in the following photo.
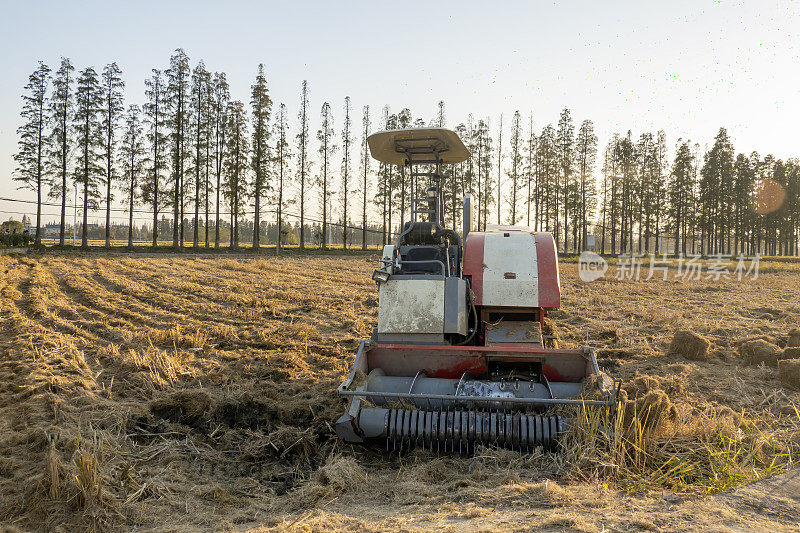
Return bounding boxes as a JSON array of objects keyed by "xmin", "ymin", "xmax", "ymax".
[{"xmin": 336, "ymin": 127, "xmax": 618, "ymax": 452}]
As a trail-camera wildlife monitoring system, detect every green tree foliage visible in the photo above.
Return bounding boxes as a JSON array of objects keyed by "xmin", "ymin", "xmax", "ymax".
[
  {"xmin": 223, "ymin": 100, "xmax": 249, "ymax": 248},
  {"xmin": 166, "ymin": 48, "xmax": 191, "ymax": 248},
  {"xmin": 190, "ymin": 61, "xmax": 211, "ymax": 248},
  {"xmin": 143, "ymin": 69, "xmax": 168, "ymax": 247},
  {"xmin": 443, "ymin": 120, "xmax": 469, "ymax": 231},
  {"xmin": 555, "ymin": 108, "xmax": 575, "ymax": 247},
  {"xmin": 574, "ymin": 119, "xmax": 597, "ymax": 251},
  {"xmin": 699, "ymin": 128, "xmax": 735, "ymax": 254},
  {"xmin": 668, "ymin": 141, "xmax": 695, "ymax": 256},
  {"xmin": 100, "ymin": 62, "xmax": 125, "ymax": 247},
  {"xmin": 10, "ymin": 55, "xmax": 800, "ymax": 255},
  {"xmin": 615, "ymin": 132, "xmax": 637, "ymax": 253},
  {"xmin": 534, "ymin": 124, "xmax": 558, "ymax": 233},
  {"xmin": 1, "ymin": 219, "xmax": 24, "ymax": 234},
  {"xmin": 250, "ymin": 64, "xmax": 272, "ymax": 249},
  {"xmin": 73, "ymin": 66, "xmax": 104, "ymax": 248},
  {"xmin": 211, "ymin": 72, "xmax": 230, "ymax": 248},
  {"xmin": 118, "ymin": 104, "xmax": 145, "ymax": 247},
  {"xmin": 47, "ymin": 57, "xmax": 74, "ymax": 246},
  {"xmin": 472, "ymin": 119, "xmax": 494, "ymax": 230},
  {"xmin": 13, "ymin": 61, "xmax": 50, "ymax": 245}
]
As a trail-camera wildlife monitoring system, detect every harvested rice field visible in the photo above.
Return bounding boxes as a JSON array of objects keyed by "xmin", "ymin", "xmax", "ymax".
[{"xmin": 1, "ymin": 251, "xmax": 800, "ymax": 532}]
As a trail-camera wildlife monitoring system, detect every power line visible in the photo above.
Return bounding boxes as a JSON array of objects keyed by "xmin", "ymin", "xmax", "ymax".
[{"xmin": 0, "ymin": 195, "xmax": 398, "ymax": 237}]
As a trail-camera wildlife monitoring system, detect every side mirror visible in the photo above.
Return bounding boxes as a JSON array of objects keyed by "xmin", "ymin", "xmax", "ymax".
[{"xmin": 372, "ymin": 269, "xmax": 390, "ymax": 284}]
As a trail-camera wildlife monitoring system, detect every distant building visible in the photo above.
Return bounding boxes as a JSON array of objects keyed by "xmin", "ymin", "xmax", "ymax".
[
  {"xmin": 21, "ymin": 215, "xmax": 31, "ymax": 233},
  {"xmin": 44, "ymin": 223, "xmax": 61, "ymax": 238}
]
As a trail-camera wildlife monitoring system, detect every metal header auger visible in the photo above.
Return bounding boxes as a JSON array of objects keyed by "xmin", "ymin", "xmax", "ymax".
[{"xmin": 336, "ymin": 127, "xmax": 618, "ymax": 453}]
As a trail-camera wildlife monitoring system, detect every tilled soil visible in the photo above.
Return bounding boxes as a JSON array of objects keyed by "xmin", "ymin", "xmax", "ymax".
[{"xmin": 0, "ymin": 252, "xmax": 798, "ymax": 532}]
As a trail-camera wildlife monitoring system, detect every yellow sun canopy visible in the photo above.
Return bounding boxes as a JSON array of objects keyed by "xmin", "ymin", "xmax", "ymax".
[{"xmin": 367, "ymin": 127, "xmax": 471, "ymax": 165}]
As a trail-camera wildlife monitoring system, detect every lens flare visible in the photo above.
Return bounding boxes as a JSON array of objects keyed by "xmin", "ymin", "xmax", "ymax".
[{"xmin": 751, "ymin": 178, "xmax": 786, "ymax": 215}]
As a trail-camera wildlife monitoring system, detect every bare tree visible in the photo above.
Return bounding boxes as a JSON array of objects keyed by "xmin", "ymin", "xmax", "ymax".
[
  {"xmin": 436, "ymin": 100, "xmax": 445, "ymax": 127},
  {"xmin": 317, "ymin": 102, "xmax": 336, "ymax": 249},
  {"xmin": 340, "ymin": 96, "xmax": 353, "ymax": 248},
  {"xmin": 274, "ymin": 103, "xmax": 290, "ymax": 254},
  {"xmin": 360, "ymin": 105, "xmax": 371, "ymax": 250},
  {"xmin": 296, "ymin": 80, "xmax": 310, "ymax": 248},
  {"xmin": 506, "ymin": 111, "xmax": 522, "ymax": 224},
  {"xmin": 496, "ymin": 114, "xmax": 503, "ymax": 225}
]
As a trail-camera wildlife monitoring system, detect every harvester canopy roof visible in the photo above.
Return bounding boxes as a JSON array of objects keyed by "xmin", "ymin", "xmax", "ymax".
[{"xmin": 367, "ymin": 127, "xmax": 471, "ymax": 165}]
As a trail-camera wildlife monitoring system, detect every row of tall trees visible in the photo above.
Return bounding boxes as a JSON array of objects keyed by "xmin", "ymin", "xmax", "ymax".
[
  {"xmin": 597, "ymin": 127, "xmax": 800, "ymax": 256},
  {"xmin": 13, "ymin": 55, "xmax": 800, "ymax": 255}
]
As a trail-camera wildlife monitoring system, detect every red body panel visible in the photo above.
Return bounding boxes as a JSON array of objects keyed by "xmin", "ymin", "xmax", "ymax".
[
  {"xmin": 463, "ymin": 230, "xmax": 560, "ymax": 309},
  {"xmin": 463, "ymin": 232, "xmax": 485, "ymax": 305},
  {"xmin": 533, "ymin": 232, "xmax": 561, "ymax": 309},
  {"xmin": 367, "ymin": 343, "xmax": 590, "ymax": 382}
]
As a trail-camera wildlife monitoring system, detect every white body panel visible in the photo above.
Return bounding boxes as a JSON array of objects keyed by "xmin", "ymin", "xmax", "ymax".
[
  {"xmin": 482, "ymin": 230, "xmax": 539, "ymax": 307},
  {"xmin": 381, "ymin": 245, "xmax": 395, "ymax": 274},
  {"xmin": 377, "ymin": 279, "xmax": 445, "ymax": 334}
]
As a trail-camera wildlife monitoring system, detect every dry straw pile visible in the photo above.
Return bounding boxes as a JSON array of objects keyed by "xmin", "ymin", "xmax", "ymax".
[{"xmin": 1, "ymin": 252, "xmax": 799, "ymax": 531}]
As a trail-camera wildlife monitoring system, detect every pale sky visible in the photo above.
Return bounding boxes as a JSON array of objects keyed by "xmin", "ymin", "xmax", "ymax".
[{"xmin": 1, "ymin": 0, "xmax": 798, "ymax": 225}]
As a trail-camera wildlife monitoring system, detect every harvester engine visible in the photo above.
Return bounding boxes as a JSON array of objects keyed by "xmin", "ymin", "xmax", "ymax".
[{"xmin": 336, "ymin": 127, "xmax": 617, "ymax": 453}]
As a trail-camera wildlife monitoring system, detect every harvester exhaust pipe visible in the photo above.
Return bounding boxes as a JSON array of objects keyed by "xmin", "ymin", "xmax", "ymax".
[{"xmin": 462, "ymin": 193, "xmax": 473, "ymax": 240}]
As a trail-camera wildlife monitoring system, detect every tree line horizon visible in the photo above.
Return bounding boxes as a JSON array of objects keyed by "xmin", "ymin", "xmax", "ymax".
[{"xmin": 12, "ymin": 49, "xmax": 800, "ymax": 256}]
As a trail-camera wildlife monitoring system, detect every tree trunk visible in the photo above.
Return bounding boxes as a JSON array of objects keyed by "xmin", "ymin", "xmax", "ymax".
[
  {"xmin": 253, "ymin": 179, "xmax": 260, "ymax": 249},
  {"xmin": 128, "ymin": 176, "xmax": 134, "ymax": 248},
  {"xmin": 215, "ymin": 169, "xmax": 220, "ymax": 249},
  {"xmin": 35, "ymin": 97, "xmax": 44, "ymax": 246},
  {"xmin": 362, "ymin": 162, "xmax": 367, "ymax": 250},
  {"xmin": 152, "ymin": 163, "xmax": 158, "ymax": 248},
  {"xmin": 59, "ymin": 105, "xmax": 67, "ymax": 246},
  {"xmin": 106, "ymin": 120, "xmax": 112, "ymax": 248},
  {"xmin": 82, "ymin": 178, "xmax": 88, "ymax": 248},
  {"xmin": 277, "ymin": 161, "xmax": 283, "ymax": 256}
]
